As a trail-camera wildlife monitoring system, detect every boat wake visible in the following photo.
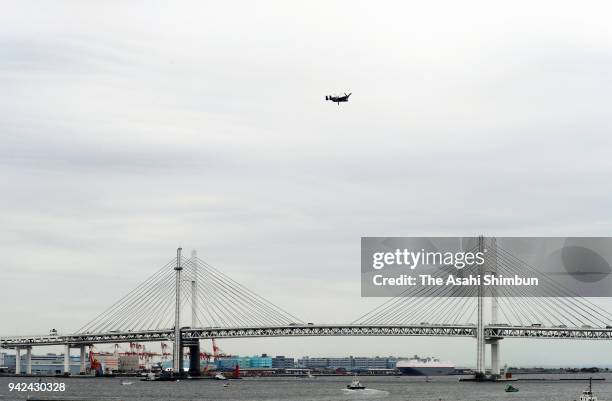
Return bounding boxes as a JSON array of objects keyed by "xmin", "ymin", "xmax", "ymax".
[{"xmin": 341, "ymin": 388, "xmax": 389, "ymax": 397}]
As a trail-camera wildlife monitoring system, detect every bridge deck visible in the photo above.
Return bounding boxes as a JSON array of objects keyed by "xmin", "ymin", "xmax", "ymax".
[{"xmin": 2, "ymin": 324, "xmax": 611, "ymax": 348}]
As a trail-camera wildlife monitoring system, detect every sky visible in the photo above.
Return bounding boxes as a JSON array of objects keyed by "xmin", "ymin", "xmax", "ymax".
[{"xmin": 1, "ymin": 0, "xmax": 612, "ymax": 366}]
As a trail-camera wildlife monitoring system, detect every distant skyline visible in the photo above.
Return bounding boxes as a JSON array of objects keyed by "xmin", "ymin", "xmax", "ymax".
[
  {"xmin": 2, "ymin": 0, "xmax": 612, "ymax": 366},
  {"xmin": 1, "ymin": 349, "xmax": 611, "ymax": 370}
]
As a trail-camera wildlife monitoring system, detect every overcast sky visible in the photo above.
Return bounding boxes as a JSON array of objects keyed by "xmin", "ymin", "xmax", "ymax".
[{"xmin": 1, "ymin": 0, "xmax": 612, "ymax": 366}]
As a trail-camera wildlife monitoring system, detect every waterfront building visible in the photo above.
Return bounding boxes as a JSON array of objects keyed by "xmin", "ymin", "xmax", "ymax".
[
  {"xmin": 0, "ymin": 353, "xmax": 7, "ymax": 372},
  {"xmin": 298, "ymin": 356, "xmax": 398, "ymax": 371},
  {"xmin": 1, "ymin": 353, "xmax": 84, "ymax": 375},
  {"xmin": 217, "ymin": 357, "xmax": 250, "ymax": 370},
  {"xmin": 298, "ymin": 357, "xmax": 328, "ymax": 369},
  {"xmin": 353, "ymin": 356, "xmax": 396, "ymax": 369},
  {"xmin": 216, "ymin": 355, "xmax": 273, "ymax": 370},
  {"xmin": 249, "ymin": 354, "xmax": 273, "ymax": 368},
  {"xmin": 272, "ymin": 355, "xmax": 295, "ymax": 369},
  {"xmin": 118, "ymin": 355, "xmax": 140, "ymax": 372}
]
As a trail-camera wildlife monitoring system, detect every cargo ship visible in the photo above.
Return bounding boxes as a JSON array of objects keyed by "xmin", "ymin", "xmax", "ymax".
[{"xmin": 396, "ymin": 356, "xmax": 454, "ymax": 376}]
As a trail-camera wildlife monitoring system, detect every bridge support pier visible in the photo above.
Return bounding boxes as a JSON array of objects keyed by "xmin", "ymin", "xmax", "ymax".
[
  {"xmin": 184, "ymin": 339, "xmax": 200, "ymax": 376},
  {"xmin": 63, "ymin": 344, "xmax": 70, "ymax": 375},
  {"xmin": 15, "ymin": 347, "xmax": 21, "ymax": 375},
  {"xmin": 172, "ymin": 341, "xmax": 183, "ymax": 374},
  {"xmin": 25, "ymin": 347, "xmax": 32, "ymax": 375},
  {"xmin": 79, "ymin": 346, "xmax": 87, "ymax": 374},
  {"xmin": 490, "ymin": 340, "xmax": 500, "ymax": 376}
]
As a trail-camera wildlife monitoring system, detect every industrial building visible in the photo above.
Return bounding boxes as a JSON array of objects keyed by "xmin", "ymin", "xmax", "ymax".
[
  {"xmin": 0, "ymin": 353, "xmax": 7, "ymax": 372},
  {"xmin": 0, "ymin": 351, "xmax": 141, "ymax": 375},
  {"xmin": 297, "ymin": 356, "xmax": 397, "ymax": 371},
  {"xmin": 216, "ymin": 355, "xmax": 272, "ymax": 370},
  {"xmin": 272, "ymin": 355, "xmax": 295, "ymax": 369},
  {"xmin": 158, "ymin": 354, "xmax": 273, "ymax": 372},
  {"xmin": 118, "ymin": 355, "xmax": 140, "ymax": 372},
  {"xmin": 0, "ymin": 352, "xmax": 83, "ymax": 375}
]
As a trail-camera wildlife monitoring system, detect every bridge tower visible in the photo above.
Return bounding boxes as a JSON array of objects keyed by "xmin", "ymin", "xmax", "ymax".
[
  {"xmin": 475, "ymin": 236, "xmax": 486, "ymax": 375},
  {"xmin": 488, "ymin": 238, "xmax": 501, "ymax": 377},
  {"xmin": 173, "ymin": 247, "xmax": 183, "ymax": 374},
  {"xmin": 477, "ymin": 236, "xmax": 502, "ymax": 378},
  {"xmin": 191, "ymin": 249, "xmax": 198, "ymax": 328},
  {"xmin": 187, "ymin": 249, "xmax": 201, "ymax": 376}
]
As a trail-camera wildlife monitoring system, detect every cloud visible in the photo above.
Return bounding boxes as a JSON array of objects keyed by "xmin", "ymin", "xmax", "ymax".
[{"xmin": 1, "ymin": 0, "xmax": 611, "ymax": 365}]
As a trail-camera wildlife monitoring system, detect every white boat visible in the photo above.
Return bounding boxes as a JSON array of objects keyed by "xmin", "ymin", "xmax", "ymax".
[
  {"xmin": 121, "ymin": 380, "xmax": 133, "ymax": 386},
  {"xmin": 223, "ymin": 382, "xmax": 230, "ymax": 387},
  {"xmin": 214, "ymin": 373, "xmax": 228, "ymax": 380},
  {"xmin": 307, "ymin": 372, "xmax": 316, "ymax": 379},
  {"xmin": 579, "ymin": 378, "xmax": 598, "ymax": 401},
  {"xmin": 140, "ymin": 372, "xmax": 156, "ymax": 381},
  {"xmin": 347, "ymin": 376, "xmax": 366, "ymax": 390}
]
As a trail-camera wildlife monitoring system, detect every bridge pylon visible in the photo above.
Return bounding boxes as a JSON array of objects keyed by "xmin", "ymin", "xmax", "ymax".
[
  {"xmin": 475, "ymin": 236, "xmax": 486, "ymax": 375},
  {"xmin": 476, "ymin": 236, "xmax": 503, "ymax": 378},
  {"xmin": 187, "ymin": 250, "xmax": 200, "ymax": 376},
  {"xmin": 488, "ymin": 238, "xmax": 501, "ymax": 377},
  {"xmin": 173, "ymin": 247, "xmax": 183, "ymax": 374}
]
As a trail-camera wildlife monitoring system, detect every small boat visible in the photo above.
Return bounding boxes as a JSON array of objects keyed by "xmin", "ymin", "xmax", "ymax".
[
  {"xmin": 140, "ymin": 372, "xmax": 156, "ymax": 381},
  {"xmin": 505, "ymin": 384, "xmax": 519, "ymax": 393},
  {"xmin": 121, "ymin": 380, "xmax": 133, "ymax": 386},
  {"xmin": 223, "ymin": 382, "xmax": 230, "ymax": 388},
  {"xmin": 307, "ymin": 372, "xmax": 316, "ymax": 379},
  {"xmin": 347, "ymin": 376, "xmax": 366, "ymax": 390},
  {"xmin": 214, "ymin": 373, "xmax": 228, "ymax": 380},
  {"xmin": 579, "ymin": 378, "xmax": 598, "ymax": 401}
]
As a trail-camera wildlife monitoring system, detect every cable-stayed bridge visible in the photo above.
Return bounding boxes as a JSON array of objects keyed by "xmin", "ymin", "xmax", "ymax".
[{"xmin": 2, "ymin": 240, "xmax": 612, "ymax": 377}]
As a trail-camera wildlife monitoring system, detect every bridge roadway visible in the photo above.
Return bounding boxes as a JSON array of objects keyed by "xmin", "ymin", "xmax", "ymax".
[{"xmin": 2, "ymin": 324, "xmax": 612, "ymax": 349}]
